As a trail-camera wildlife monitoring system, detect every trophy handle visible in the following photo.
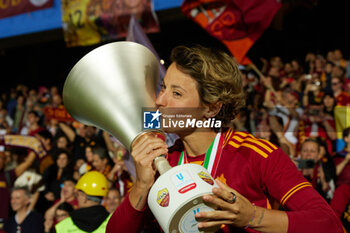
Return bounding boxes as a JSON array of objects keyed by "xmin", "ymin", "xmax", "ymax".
[{"xmin": 131, "ymin": 130, "xmax": 172, "ymax": 175}]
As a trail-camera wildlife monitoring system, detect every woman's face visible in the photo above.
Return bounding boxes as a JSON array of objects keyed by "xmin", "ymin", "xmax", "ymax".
[
  {"xmin": 291, "ymin": 60, "xmax": 299, "ymax": 71},
  {"xmin": 57, "ymin": 153, "xmax": 68, "ymax": 169},
  {"xmin": 57, "ymin": 136, "xmax": 68, "ymax": 149},
  {"xmin": 55, "ymin": 209, "xmax": 69, "ymax": 223},
  {"xmin": 284, "ymin": 63, "xmax": 293, "ymax": 74},
  {"xmin": 315, "ymin": 58, "xmax": 323, "ymax": 69},
  {"xmin": 155, "ymin": 63, "xmax": 207, "ymax": 133},
  {"xmin": 62, "ymin": 180, "xmax": 75, "ymax": 200},
  {"xmin": 105, "ymin": 190, "xmax": 121, "ymax": 213},
  {"xmin": 323, "ymin": 95, "xmax": 335, "ymax": 108},
  {"xmin": 85, "ymin": 147, "xmax": 93, "ymax": 163},
  {"xmin": 92, "ymin": 154, "xmax": 106, "ymax": 171},
  {"xmin": 300, "ymin": 141, "xmax": 319, "ymax": 162},
  {"xmin": 17, "ymin": 96, "xmax": 24, "ymax": 105},
  {"xmin": 156, "ymin": 63, "xmax": 202, "ymax": 108}
]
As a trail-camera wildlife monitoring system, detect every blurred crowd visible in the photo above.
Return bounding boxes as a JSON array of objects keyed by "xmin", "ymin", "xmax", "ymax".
[
  {"xmin": 0, "ymin": 48, "xmax": 350, "ymax": 232},
  {"xmin": 0, "ymin": 86, "xmax": 132, "ymax": 232}
]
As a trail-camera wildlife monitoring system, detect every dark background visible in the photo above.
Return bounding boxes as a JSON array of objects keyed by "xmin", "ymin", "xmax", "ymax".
[{"xmin": 0, "ymin": 0, "xmax": 348, "ymax": 93}]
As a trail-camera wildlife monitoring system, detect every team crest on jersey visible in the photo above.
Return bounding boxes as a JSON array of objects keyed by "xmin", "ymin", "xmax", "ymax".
[
  {"xmin": 157, "ymin": 188, "xmax": 169, "ymax": 207},
  {"xmin": 198, "ymin": 171, "xmax": 214, "ymax": 185}
]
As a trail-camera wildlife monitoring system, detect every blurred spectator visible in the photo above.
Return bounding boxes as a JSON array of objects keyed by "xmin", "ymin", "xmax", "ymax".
[
  {"xmin": 44, "ymin": 178, "xmax": 77, "ymax": 233},
  {"xmin": 43, "ymin": 149, "xmax": 73, "ymax": 200},
  {"xmin": 297, "ymin": 138, "xmax": 335, "ymax": 202},
  {"xmin": 50, "ymin": 94, "xmax": 63, "ymax": 109},
  {"xmin": 331, "ymin": 76, "xmax": 350, "ymax": 106},
  {"xmin": 53, "ymin": 135, "xmax": 70, "ymax": 152},
  {"xmin": 267, "ymin": 56, "xmax": 283, "ymax": 78},
  {"xmin": 44, "ymin": 202, "xmax": 74, "ymax": 233},
  {"xmin": 91, "ymin": 146, "xmax": 111, "ymax": 176},
  {"xmin": 333, "ymin": 49, "xmax": 348, "ymax": 69},
  {"xmin": 49, "ymin": 87, "xmax": 59, "ymax": 100},
  {"xmin": 322, "ymin": 92, "xmax": 336, "ymax": 117},
  {"xmin": 55, "ymin": 171, "xmax": 109, "ymax": 233},
  {"xmin": 58, "ymin": 123, "xmax": 105, "ymax": 159},
  {"xmin": 38, "ymin": 87, "xmax": 50, "ymax": 107},
  {"xmin": 0, "ymin": 151, "xmax": 36, "ymax": 225},
  {"xmin": 27, "ymin": 89, "xmax": 38, "ymax": 105},
  {"xmin": 298, "ymin": 94, "xmax": 336, "ymax": 154},
  {"xmin": 0, "ymin": 108, "xmax": 12, "ymax": 129},
  {"xmin": 104, "ymin": 188, "xmax": 121, "ymax": 213},
  {"xmin": 4, "ymin": 187, "xmax": 44, "ymax": 233},
  {"xmin": 106, "ymin": 155, "xmax": 133, "ymax": 197},
  {"xmin": 84, "ymin": 146, "xmax": 94, "ymax": 165},
  {"xmin": 47, "ymin": 119, "xmax": 60, "ymax": 138},
  {"xmin": 291, "ymin": 59, "xmax": 304, "ymax": 78},
  {"xmin": 35, "ymin": 130, "xmax": 55, "ymax": 174},
  {"xmin": 334, "ymin": 127, "xmax": 350, "ymax": 186},
  {"xmin": 6, "ymin": 89, "xmax": 17, "ymax": 120},
  {"xmin": 0, "ymin": 111, "xmax": 11, "ymax": 135},
  {"xmin": 327, "ymin": 50, "xmax": 335, "ymax": 63},
  {"xmin": 324, "ymin": 61, "xmax": 334, "ymax": 93},
  {"xmin": 269, "ymin": 88, "xmax": 302, "ymax": 147},
  {"xmin": 305, "ymin": 52, "xmax": 316, "ymax": 74},
  {"xmin": 302, "ymin": 73, "xmax": 323, "ymax": 107},
  {"xmin": 12, "ymin": 95, "xmax": 25, "ymax": 133},
  {"xmin": 317, "ymin": 137, "xmax": 337, "ymax": 200},
  {"xmin": 20, "ymin": 110, "xmax": 44, "ymax": 136},
  {"xmin": 55, "ymin": 202, "xmax": 73, "ymax": 222}
]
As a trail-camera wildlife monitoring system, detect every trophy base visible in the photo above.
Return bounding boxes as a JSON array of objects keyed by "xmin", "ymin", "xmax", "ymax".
[
  {"xmin": 148, "ymin": 163, "xmax": 221, "ymax": 233},
  {"xmin": 168, "ymin": 195, "xmax": 220, "ymax": 233}
]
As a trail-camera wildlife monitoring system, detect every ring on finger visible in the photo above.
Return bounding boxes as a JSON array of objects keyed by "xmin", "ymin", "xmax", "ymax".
[{"xmin": 228, "ymin": 192, "xmax": 236, "ymax": 204}]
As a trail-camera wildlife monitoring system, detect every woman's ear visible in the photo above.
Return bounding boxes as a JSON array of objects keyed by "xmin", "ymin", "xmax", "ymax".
[{"xmin": 204, "ymin": 102, "xmax": 222, "ymax": 118}]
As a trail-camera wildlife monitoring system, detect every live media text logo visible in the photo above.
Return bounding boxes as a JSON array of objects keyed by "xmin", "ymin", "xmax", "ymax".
[{"xmin": 143, "ymin": 109, "xmax": 221, "ymax": 130}]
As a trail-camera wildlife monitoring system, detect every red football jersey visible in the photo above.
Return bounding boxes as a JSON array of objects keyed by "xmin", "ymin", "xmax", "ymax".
[
  {"xmin": 106, "ymin": 129, "xmax": 343, "ymax": 233},
  {"xmin": 167, "ymin": 129, "xmax": 312, "ymax": 232},
  {"xmin": 336, "ymin": 92, "xmax": 350, "ymax": 106}
]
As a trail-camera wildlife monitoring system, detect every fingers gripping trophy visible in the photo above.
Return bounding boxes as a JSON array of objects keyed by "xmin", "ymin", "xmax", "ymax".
[{"xmin": 63, "ymin": 42, "xmax": 220, "ymax": 233}]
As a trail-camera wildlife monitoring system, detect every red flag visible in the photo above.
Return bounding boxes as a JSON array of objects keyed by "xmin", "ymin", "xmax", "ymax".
[{"xmin": 181, "ymin": 0, "xmax": 281, "ymax": 64}]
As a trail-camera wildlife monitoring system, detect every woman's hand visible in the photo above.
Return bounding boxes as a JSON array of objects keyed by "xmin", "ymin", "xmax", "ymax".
[
  {"xmin": 131, "ymin": 133, "xmax": 168, "ymax": 191},
  {"xmin": 196, "ymin": 179, "xmax": 255, "ymax": 230},
  {"xmin": 44, "ymin": 218, "xmax": 53, "ymax": 233},
  {"xmin": 45, "ymin": 192, "xmax": 55, "ymax": 202},
  {"xmin": 129, "ymin": 132, "xmax": 168, "ymax": 210}
]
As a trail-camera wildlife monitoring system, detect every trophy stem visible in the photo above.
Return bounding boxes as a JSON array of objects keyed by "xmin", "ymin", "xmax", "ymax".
[{"xmin": 154, "ymin": 156, "xmax": 172, "ymax": 175}]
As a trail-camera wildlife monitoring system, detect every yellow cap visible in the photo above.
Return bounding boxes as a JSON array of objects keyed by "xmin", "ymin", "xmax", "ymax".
[{"xmin": 75, "ymin": 171, "xmax": 108, "ymax": 197}]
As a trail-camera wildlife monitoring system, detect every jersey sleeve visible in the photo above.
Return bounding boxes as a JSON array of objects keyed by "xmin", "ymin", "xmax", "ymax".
[
  {"xmin": 257, "ymin": 148, "xmax": 344, "ymax": 233},
  {"xmin": 106, "ymin": 194, "xmax": 147, "ymax": 233},
  {"xmin": 257, "ymin": 148, "xmax": 311, "ymax": 206}
]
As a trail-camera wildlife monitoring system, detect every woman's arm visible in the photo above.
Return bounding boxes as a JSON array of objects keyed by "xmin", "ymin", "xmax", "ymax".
[
  {"xmin": 29, "ymin": 191, "xmax": 40, "ymax": 211},
  {"xmin": 336, "ymin": 153, "xmax": 350, "ymax": 176},
  {"xmin": 58, "ymin": 122, "xmax": 76, "ymax": 142},
  {"xmin": 15, "ymin": 151, "xmax": 36, "ymax": 177},
  {"xmin": 197, "ymin": 179, "xmax": 343, "ymax": 233},
  {"xmin": 322, "ymin": 119, "xmax": 337, "ymax": 141},
  {"xmin": 106, "ymin": 133, "xmax": 168, "ymax": 233}
]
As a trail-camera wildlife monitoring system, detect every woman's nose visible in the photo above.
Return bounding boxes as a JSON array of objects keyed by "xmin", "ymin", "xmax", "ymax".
[{"xmin": 155, "ymin": 91, "xmax": 167, "ymax": 107}]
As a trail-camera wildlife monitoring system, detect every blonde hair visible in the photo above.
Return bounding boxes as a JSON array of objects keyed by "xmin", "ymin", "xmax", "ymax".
[{"xmin": 170, "ymin": 45, "xmax": 245, "ymax": 126}]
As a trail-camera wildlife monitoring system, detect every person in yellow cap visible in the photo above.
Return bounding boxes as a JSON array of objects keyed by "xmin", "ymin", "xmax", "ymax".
[{"xmin": 55, "ymin": 171, "xmax": 111, "ymax": 233}]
